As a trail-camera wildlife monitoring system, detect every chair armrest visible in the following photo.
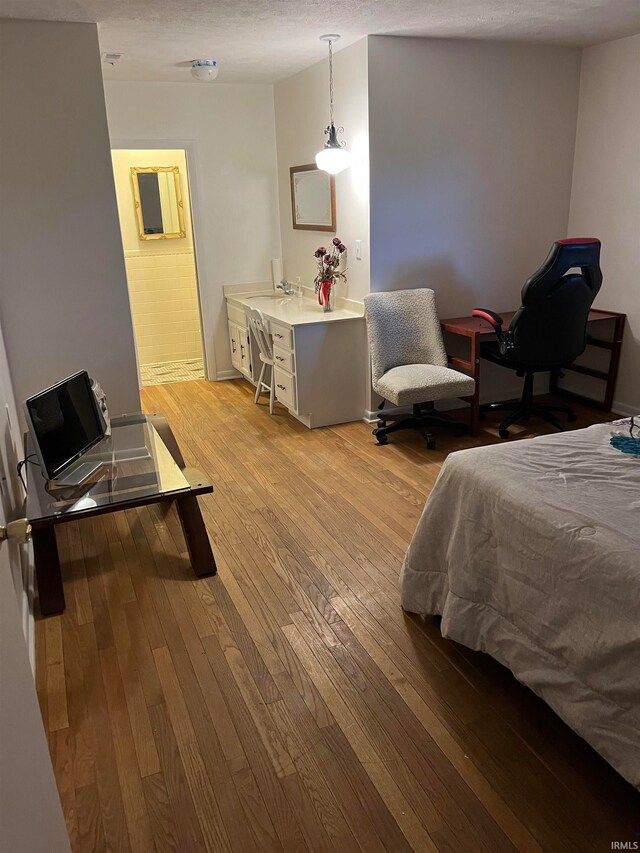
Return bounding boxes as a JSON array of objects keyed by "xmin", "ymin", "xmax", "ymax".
[{"xmin": 472, "ymin": 308, "xmax": 504, "ymax": 331}]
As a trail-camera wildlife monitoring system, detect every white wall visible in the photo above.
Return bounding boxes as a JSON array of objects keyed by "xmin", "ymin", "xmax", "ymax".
[
  {"xmin": 104, "ymin": 81, "xmax": 281, "ymax": 378},
  {"xmin": 568, "ymin": 34, "xmax": 640, "ymax": 414},
  {"xmin": 0, "ymin": 20, "xmax": 140, "ymax": 417},
  {"xmin": 274, "ymin": 38, "xmax": 370, "ymax": 304},
  {"xmin": 368, "ymin": 37, "xmax": 582, "ymax": 313}
]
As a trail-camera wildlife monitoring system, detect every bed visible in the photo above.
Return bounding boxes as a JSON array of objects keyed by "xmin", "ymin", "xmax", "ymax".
[{"xmin": 400, "ymin": 419, "xmax": 640, "ymax": 788}]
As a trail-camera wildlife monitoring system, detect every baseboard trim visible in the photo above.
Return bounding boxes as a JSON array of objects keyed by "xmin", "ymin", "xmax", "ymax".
[
  {"xmin": 611, "ymin": 399, "xmax": 639, "ymax": 417},
  {"xmin": 363, "ymin": 390, "xmax": 515, "ymax": 424},
  {"xmin": 365, "ymin": 397, "xmax": 638, "ymax": 425},
  {"xmin": 216, "ymin": 369, "xmax": 243, "ymax": 381}
]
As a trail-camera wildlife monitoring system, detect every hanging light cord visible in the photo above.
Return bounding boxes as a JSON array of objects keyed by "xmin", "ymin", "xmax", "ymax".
[{"xmin": 328, "ymin": 38, "xmax": 335, "ymax": 127}]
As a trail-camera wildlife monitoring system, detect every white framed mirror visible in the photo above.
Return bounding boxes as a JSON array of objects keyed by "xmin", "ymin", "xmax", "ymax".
[{"xmin": 290, "ymin": 164, "xmax": 336, "ymax": 232}]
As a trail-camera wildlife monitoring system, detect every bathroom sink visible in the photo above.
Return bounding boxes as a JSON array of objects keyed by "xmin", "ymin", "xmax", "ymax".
[{"xmin": 246, "ymin": 294, "xmax": 290, "ymax": 301}]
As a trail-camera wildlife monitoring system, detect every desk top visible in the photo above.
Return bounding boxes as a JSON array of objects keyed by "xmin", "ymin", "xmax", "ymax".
[
  {"xmin": 441, "ymin": 308, "xmax": 625, "ymax": 337},
  {"xmin": 26, "ymin": 413, "xmax": 212, "ymax": 527}
]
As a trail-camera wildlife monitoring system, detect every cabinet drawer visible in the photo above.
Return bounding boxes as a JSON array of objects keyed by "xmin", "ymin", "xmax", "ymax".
[
  {"xmin": 273, "ymin": 346, "xmax": 294, "ymax": 374},
  {"xmin": 270, "ymin": 322, "xmax": 293, "ymax": 351},
  {"xmin": 227, "ymin": 301, "xmax": 247, "ymax": 327},
  {"xmin": 274, "ymin": 367, "xmax": 296, "ymax": 411}
]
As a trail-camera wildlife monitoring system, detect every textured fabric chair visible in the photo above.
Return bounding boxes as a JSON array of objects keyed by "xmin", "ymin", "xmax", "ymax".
[
  {"xmin": 473, "ymin": 238, "xmax": 602, "ymax": 437},
  {"xmin": 364, "ymin": 289, "xmax": 476, "ymax": 447}
]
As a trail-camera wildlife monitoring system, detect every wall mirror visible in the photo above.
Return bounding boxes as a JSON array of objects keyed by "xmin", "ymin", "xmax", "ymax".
[
  {"xmin": 290, "ymin": 164, "xmax": 336, "ymax": 232},
  {"xmin": 130, "ymin": 166, "xmax": 186, "ymax": 240}
]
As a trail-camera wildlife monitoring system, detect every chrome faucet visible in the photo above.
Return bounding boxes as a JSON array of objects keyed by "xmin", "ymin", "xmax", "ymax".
[{"xmin": 277, "ymin": 279, "xmax": 295, "ymax": 296}]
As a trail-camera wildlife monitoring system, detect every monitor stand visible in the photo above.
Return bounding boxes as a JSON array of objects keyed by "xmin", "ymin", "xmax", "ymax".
[{"xmin": 52, "ymin": 459, "xmax": 104, "ymax": 487}]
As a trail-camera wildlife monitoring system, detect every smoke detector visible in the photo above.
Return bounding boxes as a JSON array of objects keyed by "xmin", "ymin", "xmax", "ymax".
[
  {"xmin": 102, "ymin": 52, "xmax": 123, "ymax": 66},
  {"xmin": 191, "ymin": 59, "xmax": 219, "ymax": 82}
]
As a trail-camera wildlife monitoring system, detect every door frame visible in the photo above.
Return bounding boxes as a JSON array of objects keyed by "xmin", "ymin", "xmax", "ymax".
[
  {"xmin": 0, "ymin": 316, "xmax": 34, "ymax": 666},
  {"xmin": 111, "ymin": 138, "xmax": 216, "ymax": 382}
]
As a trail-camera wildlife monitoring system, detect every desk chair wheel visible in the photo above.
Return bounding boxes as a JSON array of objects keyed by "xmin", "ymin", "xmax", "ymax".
[
  {"xmin": 498, "ymin": 427, "xmax": 511, "ymax": 439},
  {"xmin": 377, "ymin": 418, "xmax": 385, "ymax": 429},
  {"xmin": 373, "ymin": 429, "xmax": 388, "ymax": 445},
  {"xmin": 426, "ymin": 437, "xmax": 437, "ymax": 450}
]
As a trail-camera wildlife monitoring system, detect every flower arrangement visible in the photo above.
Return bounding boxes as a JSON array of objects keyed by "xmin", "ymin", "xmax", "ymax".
[{"xmin": 313, "ymin": 237, "xmax": 347, "ymax": 311}]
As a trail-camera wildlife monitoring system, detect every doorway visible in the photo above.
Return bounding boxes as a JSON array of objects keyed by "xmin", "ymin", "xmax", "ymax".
[{"xmin": 111, "ymin": 149, "xmax": 205, "ymax": 387}]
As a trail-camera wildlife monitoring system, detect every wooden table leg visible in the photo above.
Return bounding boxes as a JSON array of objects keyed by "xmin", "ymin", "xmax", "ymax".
[
  {"xmin": 175, "ymin": 495, "xmax": 217, "ymax": 578},
  {"xmin": 468, "ymin": 331, "xmax": 481, "ymax": 436},
  {"xmin": 604, "ymin": 315, "xmax": 625, "ymax": 412},
  {"xmin": 33, "ymin": 526, "xmax": 65, "ymax": 616}
]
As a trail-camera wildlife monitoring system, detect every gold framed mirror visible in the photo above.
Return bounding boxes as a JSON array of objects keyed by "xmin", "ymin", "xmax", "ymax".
[
  {"xmin": 290, "ymin": 164, "xmax": 336, "ymax": 232},
  {"xmin": 130, "ymin": 166, "xmax": 186, "ymax": 240}
]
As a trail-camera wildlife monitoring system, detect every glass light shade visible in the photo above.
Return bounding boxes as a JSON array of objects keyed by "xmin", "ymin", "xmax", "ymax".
[
  {"xmin": 315, "ymin": 146, "xmax": 351, "ymax": 175},
  {"xmin": 191, "ymin": 60, "xmax": 219, "ymax": 82}
]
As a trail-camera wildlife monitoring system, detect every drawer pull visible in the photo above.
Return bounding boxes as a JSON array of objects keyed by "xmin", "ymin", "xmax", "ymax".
[
  {"xmin": 231, "ymin": 339, "xmax": 236, "ymax": 353},
  {"xmin": 277, "ymin": 383, "xmax": 286, "ymax": 390},
  {"xmin": 274, "ymin": 333, "xmax": 284, "ymax": 339},
  {"xmin": 276, "ymin": 355, "xmax": 284, "ymax": 362},
  {"xmin": 240, "ymin": 344, "xmax": 245, "ymax": 356}
]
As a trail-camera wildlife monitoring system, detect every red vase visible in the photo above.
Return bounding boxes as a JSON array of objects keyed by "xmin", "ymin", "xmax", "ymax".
[{"xmin": 319, "ymin": 280, "xmax": 333, "ymax": 312}]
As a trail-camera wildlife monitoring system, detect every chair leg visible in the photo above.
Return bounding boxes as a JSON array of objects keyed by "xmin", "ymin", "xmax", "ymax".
[
  {"xmin": 375, "ymin": 418, "xmax": 416, "ymax": 437},
  {"xmin": 254, "ymin": 362, "xmax": 266, "ymax": 404},
  {"xmin": 536, "ymin": 409, "xmax": 566, "ymax": 431},
  {"xmin": 269, "ymin": 365, "xmax": 275, "ymax": 415}
]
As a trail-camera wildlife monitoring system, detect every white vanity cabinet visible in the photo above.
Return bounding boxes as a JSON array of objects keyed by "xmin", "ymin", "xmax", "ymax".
[
  {"xmin": 225, "ymin": 294, "xmax": 367, "ymax": 428},
  {"xmin": 227, "ymin": 302, "xmax": 254, "ymax": 381}
]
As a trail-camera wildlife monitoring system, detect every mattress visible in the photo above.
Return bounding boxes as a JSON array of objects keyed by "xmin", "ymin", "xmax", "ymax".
[{"xmin": 400, "ymin": 419, "xmax": 640, "ymax": 788}]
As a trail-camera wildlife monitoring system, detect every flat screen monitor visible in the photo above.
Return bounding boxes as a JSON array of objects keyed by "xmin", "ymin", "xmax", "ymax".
[{"xmin": 24, "ymin": 371, "xmax": 106, "ymax": 481}]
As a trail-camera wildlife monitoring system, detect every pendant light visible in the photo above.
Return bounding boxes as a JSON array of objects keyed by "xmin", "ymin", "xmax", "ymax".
[{"xmin": 315, "ymin": 35, "xmax": 351, "ymax": 175}]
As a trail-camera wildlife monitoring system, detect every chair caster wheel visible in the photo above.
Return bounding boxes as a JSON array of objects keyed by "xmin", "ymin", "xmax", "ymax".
[
  {"xmin": 426, "ymin": 438, "xmax": 437, "ymax": 450},
  {"xmin": 373, "ymin": 429, "xmax": 388, "ymax": 445},
  {"xmin": 567, "ymin": 412, "xmax": 577, "ymax": 423},
  {"xmin": 377, "ymin": 418, "xmax": 385, "ymax": 428},
  {"xmin": 498, "ymin": 428, "xmax": 510, "ymax": 439}
]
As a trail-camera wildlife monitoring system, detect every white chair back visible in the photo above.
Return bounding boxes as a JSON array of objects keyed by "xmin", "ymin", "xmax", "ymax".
[{"xmin": 247, "ymin": 308, "xmax": 273, "ymax": 362}]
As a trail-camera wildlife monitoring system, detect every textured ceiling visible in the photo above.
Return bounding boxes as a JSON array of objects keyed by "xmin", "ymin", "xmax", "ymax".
[{"xmin": 1, "ymin": 0, "xmax": 639, "ymax": 83}]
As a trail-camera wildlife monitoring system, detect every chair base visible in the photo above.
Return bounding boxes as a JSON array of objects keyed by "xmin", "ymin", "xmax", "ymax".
[
  {"xmin": 480, "ymin": 373, "xmax": 577, "ymax": 438},
  {"xmin": 373, "ymin": 402, "xmax": 468, "ymax": 448}
]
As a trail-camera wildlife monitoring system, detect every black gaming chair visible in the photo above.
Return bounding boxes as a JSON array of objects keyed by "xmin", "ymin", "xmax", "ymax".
[{"xmin": 472, "ymin": 238, "xmax": 603, "ymax": 438}]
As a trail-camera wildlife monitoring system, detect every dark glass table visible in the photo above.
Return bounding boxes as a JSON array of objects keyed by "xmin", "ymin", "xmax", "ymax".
[{"xmin": 26, "ymin": 413, "xmax": 216, "ymax": 616}]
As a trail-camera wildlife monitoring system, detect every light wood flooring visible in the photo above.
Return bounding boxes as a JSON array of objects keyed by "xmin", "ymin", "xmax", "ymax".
[{"xmin": 36, "ymin": 379, "xmax": 640, "ymax": 852}]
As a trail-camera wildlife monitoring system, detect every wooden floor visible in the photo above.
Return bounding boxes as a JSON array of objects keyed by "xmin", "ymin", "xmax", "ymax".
[{"xmin": 36, "ymin": 379, "xmax": 640, "ymax": 853}]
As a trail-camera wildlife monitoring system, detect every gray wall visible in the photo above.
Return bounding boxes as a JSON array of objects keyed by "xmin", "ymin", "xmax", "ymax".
[
  {"xmin": 0, "ymin": 20, "xmax": 140, "ymax": 416},
  {"xmin": 368, "ymin": 36, "xmax": 582, "ymax": 314},
  {"xmin": 568, "ymin": 34, "xmax": 640, "ymax": 414}
]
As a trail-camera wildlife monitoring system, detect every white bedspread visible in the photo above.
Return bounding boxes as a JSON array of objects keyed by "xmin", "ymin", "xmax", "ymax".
[{"xmin": 401, "ymin": 420, "xmax": 640, "ymax": 788}]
